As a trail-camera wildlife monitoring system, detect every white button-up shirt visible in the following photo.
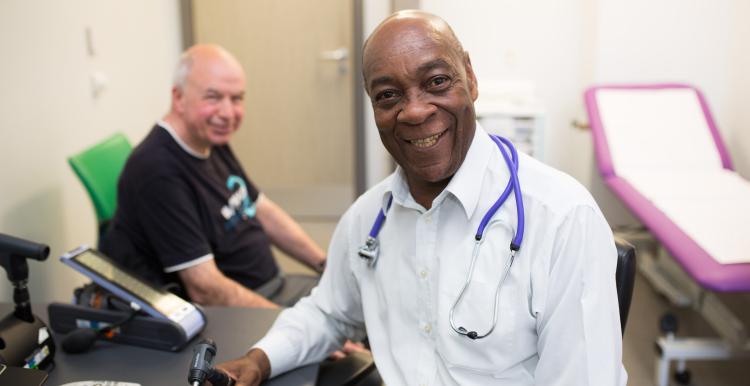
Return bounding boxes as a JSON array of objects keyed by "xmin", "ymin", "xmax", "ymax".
[{"xmin": 255, "ymin": 125, "xmax": 627, "ymax": 385}]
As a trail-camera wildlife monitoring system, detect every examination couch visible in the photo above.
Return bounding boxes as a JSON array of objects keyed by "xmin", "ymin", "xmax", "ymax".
[{"xmin": 585, "ymin": 83, "xmax": 750, "ymax": 386}]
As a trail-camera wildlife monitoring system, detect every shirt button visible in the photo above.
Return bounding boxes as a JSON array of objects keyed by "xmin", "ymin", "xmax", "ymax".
[
  {"xmin": 423, "ymin": 323, "xmax": 432, "ymax": 334},
  {"xmin": 424, "ymin": 215, "xmax": 432, "ymax": 223},
  {"xmin": 419, "ymin": 269, "xmax": 428, "ymax": 279}
]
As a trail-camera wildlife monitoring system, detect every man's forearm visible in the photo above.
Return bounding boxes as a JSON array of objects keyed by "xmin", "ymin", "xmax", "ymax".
[
  {"xmin": 182, "ymin": 268, "xmax": 278, "ymax": 309},
  {"xmin": 216, "ymin": 278, "xmax": 278, "ymax": 309},
  {"xmin": 274, "ymin": 230, "xmax": 326, "ymax": 271},
  {"xmin": 256, "ymin": 196, "xmax": 326, "ymax": 270}
]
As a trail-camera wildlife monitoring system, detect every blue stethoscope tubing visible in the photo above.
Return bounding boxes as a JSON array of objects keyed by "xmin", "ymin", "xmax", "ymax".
[{"xmin": 358, "ymin": 134, "xmax": 525, "ymax": 340}]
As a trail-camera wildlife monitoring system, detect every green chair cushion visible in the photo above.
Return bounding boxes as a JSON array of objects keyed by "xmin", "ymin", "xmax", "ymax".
[{"xmin": 68, "ymin": 133, "xmax": 132, "ymax": 225}]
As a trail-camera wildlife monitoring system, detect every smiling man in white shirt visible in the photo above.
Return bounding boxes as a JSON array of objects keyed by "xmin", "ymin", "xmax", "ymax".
[{"xmin": 215, "ymin": 10, "xmax": 627, "ymax": 386}]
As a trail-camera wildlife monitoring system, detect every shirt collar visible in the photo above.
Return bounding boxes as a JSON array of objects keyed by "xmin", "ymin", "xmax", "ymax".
[
  {"xmin": 382, "ymin": 122, "xmax": 495, "ymax": 219},
  {"xmin": 444, "ymin": 123, "xmax": 494, "ymax": 219},
  {"xmin": 157, "ymin": 120, "xmax": 210, "ymax": 159},
  {"xmin": 380, "ymin": 168, "xmax": 412, "ymax": 213}
]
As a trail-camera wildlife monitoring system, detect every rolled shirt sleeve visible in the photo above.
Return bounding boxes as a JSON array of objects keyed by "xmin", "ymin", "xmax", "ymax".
[{"xmin": 253, "ymin": 207, "xmax": 367, "ymax": 377}]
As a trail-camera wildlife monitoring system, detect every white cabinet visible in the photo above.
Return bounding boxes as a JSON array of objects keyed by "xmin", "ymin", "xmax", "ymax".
[{"xmin": 476, "ymin": 90, "xmax": 545, "ymax": 161}]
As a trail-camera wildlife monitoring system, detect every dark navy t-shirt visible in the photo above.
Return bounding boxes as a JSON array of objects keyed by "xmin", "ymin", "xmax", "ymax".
[{"xmin": 101, "ymin": 125, "xmax": 279, "ymax": 293}]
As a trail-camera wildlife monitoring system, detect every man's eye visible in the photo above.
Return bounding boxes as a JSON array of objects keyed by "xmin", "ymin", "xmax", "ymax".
[
  {"xmin": 231, "ymin": 96, "xmax": 244, "ymax": 103},
  {"xmin": 375, "ymin": 90, "xmax": 399, "ymax": 102},
  {"xmin": 205, "ymin": 94, "xmax": 221, "ymax": 101},
  {"xmin": 428, "ymin": 76, "xmax": 450, "ymax": 90}
]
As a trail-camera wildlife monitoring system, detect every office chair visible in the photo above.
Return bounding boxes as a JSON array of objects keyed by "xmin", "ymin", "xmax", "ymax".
[
  {"xmin": 614, "ymin": 238, "xmax": 636, "ymax": 334},
  {"xmin": 68, "ymin": 133, "xmax": 132, "ymax": 244}
]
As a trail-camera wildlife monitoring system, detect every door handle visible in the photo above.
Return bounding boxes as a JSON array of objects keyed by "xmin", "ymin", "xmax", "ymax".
[{"xmin": 319, "ymin": 47, "xmax": 349, "ymax": 74}]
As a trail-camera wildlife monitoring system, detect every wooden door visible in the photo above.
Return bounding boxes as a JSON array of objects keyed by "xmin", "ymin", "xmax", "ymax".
[{"xmin": 192, "ymin": 0, "xmax": 355, "ymax": 220}]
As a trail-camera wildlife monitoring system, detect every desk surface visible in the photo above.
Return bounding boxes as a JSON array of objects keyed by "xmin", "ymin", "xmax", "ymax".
[{"xmin": 1, "ymin": 304, "xmax": 317, "ymax": 386}]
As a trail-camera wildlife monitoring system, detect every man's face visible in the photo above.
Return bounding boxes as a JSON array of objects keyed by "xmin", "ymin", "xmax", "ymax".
[
  {"xmin": 364, "ymin": 23, "xmax": 478, "ymax": 189},
  {"xmin": 175, "ymin": 58, "xmax": 245, "ymax": 148}
]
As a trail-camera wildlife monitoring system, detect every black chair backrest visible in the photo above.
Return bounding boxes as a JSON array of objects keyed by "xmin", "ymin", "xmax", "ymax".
[{"xmin": 614, "ymin": 238, "xmax": 636, "ymax": 334}]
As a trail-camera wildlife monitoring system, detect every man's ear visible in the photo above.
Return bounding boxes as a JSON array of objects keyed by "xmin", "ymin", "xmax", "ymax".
[
  {"xmin": 464, "ymin": 52, "xmax": 479, "ymax": 101},
  {"xmin": 171, "ymin": 86, "xmax": 184, "ymax": 113}
]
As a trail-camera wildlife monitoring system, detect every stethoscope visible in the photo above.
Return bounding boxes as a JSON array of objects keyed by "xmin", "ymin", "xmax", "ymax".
[{"xmin": 358, "ymin": 134, "xmax": 525, "ymax": 340}]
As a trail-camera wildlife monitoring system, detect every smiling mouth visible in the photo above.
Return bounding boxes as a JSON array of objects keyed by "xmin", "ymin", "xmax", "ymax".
[
  {"xmin": 408, "ymin": 130, "xmax": 446, "ymax": 148},
  {"xmin": 211, "ymin": 124, "xmax": 233, "ymax": 133}
]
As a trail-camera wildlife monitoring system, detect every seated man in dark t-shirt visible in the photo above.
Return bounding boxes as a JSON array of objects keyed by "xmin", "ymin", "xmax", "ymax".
[{"xmin": 100, "ymin": 44, "xmax": 326, "ymax": 309}]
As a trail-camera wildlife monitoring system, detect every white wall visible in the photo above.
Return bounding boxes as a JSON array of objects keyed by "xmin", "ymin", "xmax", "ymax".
[
  {"xmin": 0, "ymin": 0, "xmax": 183, "ymax": 303},
  {"xmin": 419, "ymin": 0, "xmax": 750, "ymax": 226}
]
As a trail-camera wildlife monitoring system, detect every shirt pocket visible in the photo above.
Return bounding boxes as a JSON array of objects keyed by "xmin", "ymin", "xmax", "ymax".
[
  {"xmin": 434, "ymin": 222, "xmax": 533, "ymax": 377},
  {"xmin": 436, "ymin": 274, "xmax": 520, "ymax": 375}
]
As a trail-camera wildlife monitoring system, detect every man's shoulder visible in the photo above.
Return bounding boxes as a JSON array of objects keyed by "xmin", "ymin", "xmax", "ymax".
[
  {"xmin": 121, "ymin": 126, "xmax": 185, "ymax": 183},
  {"xmin": 339, "ymin": 174, "xmax": 393, "ymax": 225},
  {"xmin": 356, "ymin": 174, "xmax": 393, "ymax": 205},
  {"xmin": 134, "ymin": 126, "xmax": 184, "ymax": 164},
  {"xmin": 130, "ymin": 125, "xmax": 172, "ymax": 156},
  {"xmin": 519, "ymin": 153, "xmax": 599, "ymax": 215}
]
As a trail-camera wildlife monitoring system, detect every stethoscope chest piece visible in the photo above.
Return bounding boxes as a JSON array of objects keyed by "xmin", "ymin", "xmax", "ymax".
[{"xmin": 358, "ymin": 236, "xmax": 380, "ymax": 267}]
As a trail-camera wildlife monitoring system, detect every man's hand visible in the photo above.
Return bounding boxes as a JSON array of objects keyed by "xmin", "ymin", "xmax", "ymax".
[
  {"xmin": 212, "ymin": 348, "xmax": 271, "ymax": 386},
  {"xmin": 328, "ymin": 340, "xmax": 369, "ymax": 361}
]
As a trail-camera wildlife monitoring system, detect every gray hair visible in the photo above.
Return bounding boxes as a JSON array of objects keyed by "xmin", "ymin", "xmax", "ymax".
[{"xmin": 172, "ymin": 51, "xmax": 194, "ymax": 90}]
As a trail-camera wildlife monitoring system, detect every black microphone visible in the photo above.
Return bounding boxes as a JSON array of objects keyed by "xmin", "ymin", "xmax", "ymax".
[
  {"xmin": 188, "ymin": 339, "xmax": 235, "ymax": 386},
  {"xmin": 0, "ymin": 233, "xmax": 50, "ymax": 322},
  {"xmin": 62, "ymin": 327, "xmax": 100, "ymax": 354},
  {"xmin": 0, "ymin": 233, "xmax": 50, "ymax": 262},
  {"xmin": 62, "ymin": 301, "xmax": 141, "ymax": 354}
]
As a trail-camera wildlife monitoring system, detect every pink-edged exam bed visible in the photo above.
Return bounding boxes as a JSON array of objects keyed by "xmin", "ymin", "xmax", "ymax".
[{"xmin": 585, "ymin": 84, "xmax": 750, "ymax": 386}]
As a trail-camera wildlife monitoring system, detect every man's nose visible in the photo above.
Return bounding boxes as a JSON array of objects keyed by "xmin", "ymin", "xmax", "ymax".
[
  {"xmin": 397, "ymin": 93, "xmax": 436, "ymax": 125},
  {"xmin": 217, "ymin": 97, "xmax": 234, "ymax": 118}
]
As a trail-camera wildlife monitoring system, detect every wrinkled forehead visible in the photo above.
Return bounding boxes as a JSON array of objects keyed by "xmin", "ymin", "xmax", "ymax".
[{"xmin": 363, "ymin": 25, "xmax": 464, "ymax": 85}]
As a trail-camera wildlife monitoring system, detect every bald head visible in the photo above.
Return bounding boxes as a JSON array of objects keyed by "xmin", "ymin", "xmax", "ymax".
[
  {"xmin": 363, "ymin": 10, "xmax": 466, "ymax": 90},
  {"xmin": 173, "ymin": 44, "xmax": 244, "ymax": 90}
]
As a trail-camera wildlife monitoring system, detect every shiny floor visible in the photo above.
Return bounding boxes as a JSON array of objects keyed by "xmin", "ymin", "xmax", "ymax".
[{"xmin": 277, "ymin": 221, "xmax": 750, "ymax": 386}]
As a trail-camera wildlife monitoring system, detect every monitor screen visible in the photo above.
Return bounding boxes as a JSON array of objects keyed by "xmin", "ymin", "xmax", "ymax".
[{"xmin": 70, "ymin": 249, "xmax": 190, "ymax": 318}]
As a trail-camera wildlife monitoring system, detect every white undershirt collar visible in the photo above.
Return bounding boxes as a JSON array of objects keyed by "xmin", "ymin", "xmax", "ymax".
[{"xmin": 157, "ymin": 120, "xmax": 210, "ymax": 159}]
